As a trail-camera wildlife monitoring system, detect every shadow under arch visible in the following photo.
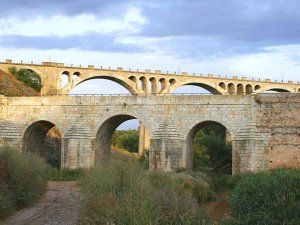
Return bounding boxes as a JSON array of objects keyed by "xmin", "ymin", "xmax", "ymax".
[
  {"xmin": 70, "ymin": 75, "xmax": 138, "ymax": 95},
  {"xmin": 22, "ymin": 120, "xmax": 62, "ymax": 168},
  {"xmin": 95, "ymin": 114, "xmax": 150, "ymax": 164},
  {"xmin": 259, "ymin": 87, "xmax": 292, "ymax": 93},
  {"xmin": 170, "ymin": 82, "xmax": 223, "ymax": 95},
  {"xmin": 186, "ymin": 120, "xmax": 233, "ymax": 174}
]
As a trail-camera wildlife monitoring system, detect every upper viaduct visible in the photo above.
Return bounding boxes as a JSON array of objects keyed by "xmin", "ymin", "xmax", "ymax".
[
  {"xmin": 0, "ymin": 59, "xmax": 299, "ymax": 96},
  {"xmin": 0, "ymin": 59, "xmax": 299, "ymax": 174}
]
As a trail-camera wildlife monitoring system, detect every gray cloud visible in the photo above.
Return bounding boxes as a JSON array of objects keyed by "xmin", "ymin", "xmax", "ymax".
[
  {"xmin": 140, "ymin": 0, "xmax": 300, "ymax": 45},
  {"xmin": 0, "ymin": 0, "xmax": 131, "ymax": 18},
  {"xmin": 0, "ymin": 34, "xmax": 148, "ymax": 53},
  {"xmin": 2, "ymin": 0, "xmax": 300, "ymax": 58}
]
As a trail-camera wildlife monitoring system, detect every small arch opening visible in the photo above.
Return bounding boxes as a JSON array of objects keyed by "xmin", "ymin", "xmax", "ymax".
[
  {"xmin": 219, "ymin": 82, "xmax": 226, "ymax": 90},
  {"xmin": 22, "ymin": 120, "xmax": 62, "ymax": 168},
  {"xmin": 298, "ymin": 88, "xmax": 300, "ymax": 92},
  {"xmin": 237, "ymin": 84, "xmax": 244, "ymax": 95},
  {"xmin": 228, "ymin": 83, "xmax": 235, "ymax": 95},
  {"xmin": 159, "ymin": 78, "xmax": 167, "ymax": 93},
  {"xmin": 139, "ymin": 76, "xmax": 147, "ymax": 93},
  {"xmin": 149, "ymin": 77, "xmax": 158, "ymax": 95},
  {"xmin": 169, "ymin": 78, "xmax": 176, "ymax": 86},
  {"xmin": 187, "ymin": 121, "xmax": 232, "ymax": 174},
  {"xmin": 61, "ymin": 71, "xmax": 69, "ymax": 88},
  {"xmin": 254, "ymin": 85, "xmax": 261, "ymax": 91},
  {"xmin": 73, "ymin": 71, "xmax": 81, "ymax": 79},
  {"xmin": 246, "ymin": 84, "xmax": 253, "ymax": 94}
]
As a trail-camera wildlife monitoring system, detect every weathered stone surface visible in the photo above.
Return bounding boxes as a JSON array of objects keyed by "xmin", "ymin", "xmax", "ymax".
[{"xmin": 0, "ymin": 93, "xmax": 299, "ymax": 174}]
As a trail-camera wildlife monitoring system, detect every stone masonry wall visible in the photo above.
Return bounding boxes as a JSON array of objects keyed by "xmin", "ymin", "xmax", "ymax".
[
  {"xmin": 253, "ymin": 93, "xmax": 300, "ymax": 169},
  {"xmin": 0, "ymin": 94, "xmax": 299, "ymax": 172}
]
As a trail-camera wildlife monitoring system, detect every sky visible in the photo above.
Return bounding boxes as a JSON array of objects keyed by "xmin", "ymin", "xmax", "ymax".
[{"xmin": 1, "ymin": 0, "xmax": 300, "ymax": 83}]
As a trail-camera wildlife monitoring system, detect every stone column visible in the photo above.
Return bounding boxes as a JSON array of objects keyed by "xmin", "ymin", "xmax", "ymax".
[{"xmin": 138, "ymin": 122, "xmax": 150, "ymax": 156}]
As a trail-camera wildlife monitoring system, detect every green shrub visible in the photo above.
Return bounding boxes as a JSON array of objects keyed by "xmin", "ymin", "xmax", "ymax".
[
  {"xmin": 80, "ymin": 156, "xmax": 210, "ymax": 225},
  {"xmin": 0, "ymin": 148, "xmax": 48, "ymax": 219},
  {"xmin": 223, "ymin": 169, "xmax": 300, "ymax": 225},
  {"xmin": 8, "ymin": 67, "xmax": 42, "ymax": 91}
]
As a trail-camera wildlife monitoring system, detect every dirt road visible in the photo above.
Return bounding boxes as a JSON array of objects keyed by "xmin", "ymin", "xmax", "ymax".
[{"xmin": 0, "ymin": 182, "xmax": 79, "ymax": 225}]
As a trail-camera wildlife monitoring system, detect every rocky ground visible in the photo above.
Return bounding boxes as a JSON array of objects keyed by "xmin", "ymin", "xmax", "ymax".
[{"xmin": 0, "ymin": 182, "xmax": 79, "ymax": 225}]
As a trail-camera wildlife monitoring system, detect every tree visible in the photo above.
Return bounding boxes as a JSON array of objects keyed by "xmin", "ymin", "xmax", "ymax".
[{"xmin": 193, "ymin": 124, "xmax": 232, "ymax": 173}]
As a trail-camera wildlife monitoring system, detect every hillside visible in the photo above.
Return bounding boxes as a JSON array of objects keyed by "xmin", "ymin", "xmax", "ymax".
[{"xmin": 0, "ymin": 69, "xmax": 39, "ymax": 96}]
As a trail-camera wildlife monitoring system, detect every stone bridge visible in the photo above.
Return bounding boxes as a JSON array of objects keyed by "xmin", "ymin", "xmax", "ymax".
[
  {"xmin": 0, "ymin": 59, "xmax": 300, "ymax": 96},
  {"xmin": 0, "ymin": 94, "xmax": 299, "ymax": 174}
]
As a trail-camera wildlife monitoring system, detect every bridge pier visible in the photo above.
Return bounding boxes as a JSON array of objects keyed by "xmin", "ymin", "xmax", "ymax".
[
  {"xmin": 232, "ymin": 121, "xmax": 266, "ymax": 174},
  {"xmin": 0, "ymin": 121, "xmax": 22, "ymax": 151},
  {"xmin": 62, "ymin": 137, "xmax": 95, "ymax": 169},
  {"xmin": 62, "ymin": 120, "xmax": 95, "ymax": 169},
  {"xmin": 149, "ymin": 120, "xmax": 186, "ymax": 172},
  {"xmin": 138, "ymin": 122, "xmax": 150, "ymax": 156}
]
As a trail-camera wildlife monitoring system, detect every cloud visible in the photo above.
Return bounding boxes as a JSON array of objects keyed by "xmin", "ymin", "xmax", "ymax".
[
  {"xmin": 0, "ymin": 34, "xmax": 148, "ymax": 53},
  {"xmin": 0, "ymin": 0, "xmax": 132, "ymax": 18},
  {"xmin": 0, "ymin": 6, "xmax": 146, "ymax": 37},
  {"xmin": 1, "ymin": 0, "xmax": 300, "ymax": 72}
]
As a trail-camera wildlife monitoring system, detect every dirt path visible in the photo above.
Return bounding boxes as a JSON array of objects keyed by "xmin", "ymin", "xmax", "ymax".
[{"xmin": 0, "ymin": 181, "xmax": 80, "ymax": 225}]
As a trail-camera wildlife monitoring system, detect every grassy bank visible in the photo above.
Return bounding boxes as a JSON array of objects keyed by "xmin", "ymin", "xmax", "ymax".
[{"xmin": 0, "ymin": 148, "xmax": 48, "ymax": 220}]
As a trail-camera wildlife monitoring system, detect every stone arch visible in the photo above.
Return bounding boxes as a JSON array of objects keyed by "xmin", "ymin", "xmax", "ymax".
[
  {"xmin": 169, "ymin": 78, "xmax": 176, "ymax": 86},
  {"xmin": 228, "ymin": 83, "xmax": 235, "ymax": 95},
  {"xmin": 71, "ymin": 75, "xmax": 138, "ymax": 95},
  {"xmin": 185, "ymin": 120, "xmax": 234, "ymax": 173},
  {"xmin": 129, "ymin": 76, "xmax": 138, "ymax": 89},
  {"xmin": 219, "ymin": 82, "xmax": 226, "ymax": 90},
  {"xmin": 159, "ymin": 78, "xmax": 167, "ymax": 93},
  {"xmin": 169, "ymin": 81, "xmax": 223, "ymax": 95},
  {"xmin": 259, "ymin": 87, "xmax": 292, "ymax": 93},
  {"xmin": 139, "ymin": 76, "xmax": 148, "ymax": 93},
  {"xmin": 94, "ymin": 114, "xmax": 151, "ymax": 164},
  {"xmin": 237, "ymin": 83, "xmax": 244, "ymax": 95},
  {"xmin": 61, "ymin": 71, "xmax": 70, "ymax": 88},
  {"xmin": 22, "ymin": 120, "xmax": 62, "ymax": 168},
  {"xmin": 72, "ymin": 71, "xmax": 81, "ymax": 79},
  {"xmin": 254, "ymin": 85, "xmax": 261, "ymax": 91},
  {"xmin": 18, "ymin": 66, "xmax": 43, "ymax": 79},
  {"xmin": 149, "ymin": 77, "xmax": 158, "ymax": 95},
  {"xmin": 246, "ymin": 84, "xmax": 253, "ymax": 94}
]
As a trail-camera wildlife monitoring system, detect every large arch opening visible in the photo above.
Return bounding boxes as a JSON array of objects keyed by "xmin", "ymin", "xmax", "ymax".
[
  {"xmin": 171, "ymin": 83, "xmax": 221, "ymax": 95},
  {"xmin": 22, "ymin": 120, "xmax": 62, "ymax": 168},
  {"xmin": 186, "ymin": 121, "xmax": 232, "ymax": 174},
  {"xmin": 262, "ymin": 88, "xmax": 291, "ymax": 93},
  {"xmin": 69, "ymin": 76, "xmax": 134, "ymax": 95},
  {"xmin": 95, "ymin": 115, "xmax": 150, "ymax": 163}
]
